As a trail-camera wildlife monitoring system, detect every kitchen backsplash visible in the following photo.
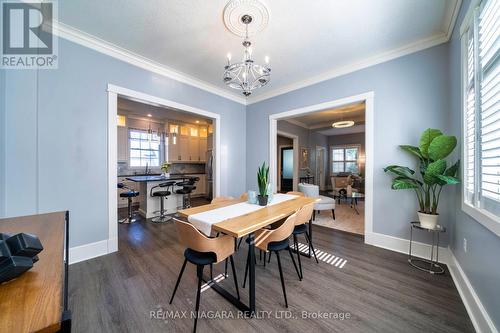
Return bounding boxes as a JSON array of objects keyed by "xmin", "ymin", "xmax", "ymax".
[{"xmin": 118, "ymin": 162, "xmax": 205, "ymax": 176}]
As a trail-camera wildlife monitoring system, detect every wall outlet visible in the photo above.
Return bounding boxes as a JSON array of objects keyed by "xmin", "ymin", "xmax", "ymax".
[{"xmin": 463, "ymin": 238, "xmax": 468, "ymax": 253}]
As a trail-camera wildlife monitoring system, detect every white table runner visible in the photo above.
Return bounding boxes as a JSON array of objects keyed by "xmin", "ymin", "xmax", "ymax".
[{"xmin": 188, "ymin": 193, "xmax": 298, "ymax": 236}]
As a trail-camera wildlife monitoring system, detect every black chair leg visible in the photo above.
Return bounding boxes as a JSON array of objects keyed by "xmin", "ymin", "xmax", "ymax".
[
  {"xmin": 305, "ymin": 231, "xmax": 319, "ymax": 264},
  {"xmin": 263, "ymin": 252, "xmax": 266, "ymax": 267},
  {"xmin": 210, "ymin": 263, "xmax": 213, "ymax": 281},
  {"xmin": 229, "ymin": 255, "xmax": 240, "ymax": 300},
  {"xmin": 293, "ymin": 234, "xmax": 303, "ymax": 279},
  {"xmin": 243, "ymin": 251, "xmax": 249, "ymax": 288},
  {"xmin": 313, "ymin": 210, "xmax": 316, "ymax": 221},
  {"xmin": 268, "ymin": 251, "xmax": 272, "ymax": 263},
  {"xmin": 275, "ymin": 251, "xmax": 288, "ymax": 308},
  {"xmin": 237, "ymin": 238, "xmax": 243, "ymax": 249},
  {"xmin": 287, "ymin": 246, "xmax": 301, "ymax": 281},
  {"xmin": 169, "ymin": 258, "xmax": 187, "ymax": 304},
  {"xmin": 224, "ymin": 258, "xmax": 228, "ymax": 277},
  {"xmin": 194, "ymin": 265, "xmax": 203, "ymax": 333},
  {"xmin": 332, "ymin": 209, "xmax": 336, "ymax": 220}
]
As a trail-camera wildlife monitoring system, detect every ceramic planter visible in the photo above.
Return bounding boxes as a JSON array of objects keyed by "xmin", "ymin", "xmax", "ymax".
[
  {"xmin": 417, "ymin": 212, "xmax": 439, "ymax": 229},
  {"xmin": 257, "ymin": 195, "xmax": 268, "ymax": 206}
]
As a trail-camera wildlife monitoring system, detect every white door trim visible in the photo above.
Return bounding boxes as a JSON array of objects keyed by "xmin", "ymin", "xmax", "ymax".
[
  {"xmin": 106, "ymin": 84, "xmax": 221, "ymax": 254},
  {"xmin": 269, "ymin": 91, "xmax": 374, "ymax": 238},
  {"xmin": 277, "ymin": 131, "xmax": 299, "ymax": 192}
]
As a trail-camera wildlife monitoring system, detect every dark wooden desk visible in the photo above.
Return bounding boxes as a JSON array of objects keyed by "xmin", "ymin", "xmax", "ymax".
[{"xmin": 0, "ymin": 211, "xmax": 71, "ymax": 333}]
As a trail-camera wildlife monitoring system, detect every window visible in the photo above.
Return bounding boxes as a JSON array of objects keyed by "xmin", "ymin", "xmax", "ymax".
[
  {"xmin": 331, "ymin": 146, "xmax": 359, "ymax": 174},
  {"xmin": 129, "ymin": 129, "xmax": 161, "ymax": 167},
  {"xmin": 462, "ymin": 0, "xmax": 500, "ymax": 229}
]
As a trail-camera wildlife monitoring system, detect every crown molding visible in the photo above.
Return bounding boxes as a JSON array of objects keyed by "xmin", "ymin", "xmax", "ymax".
[
  {"xmin": 53, "ymin": 22, "xmax": 247, "ymax": 105},
  {"xmin": 53, "ymin": 0, "xmax": 461, "ymax": 108},
  {"xmin": 246, "ymin": 32, "xmax": 449, "ymax": 105}
]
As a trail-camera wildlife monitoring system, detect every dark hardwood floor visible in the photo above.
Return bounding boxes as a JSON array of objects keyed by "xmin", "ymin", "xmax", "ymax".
[{"xmin": 69, "ymin": 203, "xmax": 474, "ymax": 333}]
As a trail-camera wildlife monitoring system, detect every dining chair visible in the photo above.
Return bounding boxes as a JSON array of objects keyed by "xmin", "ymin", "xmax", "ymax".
[
  {"xmin": 211, "ymin": 196, "xmax": 235, "ymax": 204},
  {"xmin": 169, "ymin": 218, "xmax": 240, "ymax": 332},
  {"xmin": 242, "ymin": 212, "xmax": 301, "ymax": 308},
  {"xmin": 291, "ymin": 202, "xmax": 319, "ymax": 279},
  {"xmin": 239, "ymin": 192, "xmax": 248, "ymax": 200}
]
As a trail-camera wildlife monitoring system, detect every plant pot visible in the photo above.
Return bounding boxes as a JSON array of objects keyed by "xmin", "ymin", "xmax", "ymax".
[
  {"xmin": 257, "ymin": 195, "xmax": 268, "ymax": 206},
  {"xmin": 417, "ymin": 212, "xmax": 439, "ymax": 229},
  {"xmin": 162, "ymin": 172, "xmax": 170, "ymax": 178}
]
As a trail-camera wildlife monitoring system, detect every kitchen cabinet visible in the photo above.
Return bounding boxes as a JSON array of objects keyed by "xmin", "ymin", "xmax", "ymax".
[
  {"xmin": 199, "ymin": 138, "xmax": 207, "ymax": 162},
  {"xmin": 166, "ymin": 122, "xmax": 211, "ymax": 163},
  {"xmin": 188, "ymin": 137, "xmax": 199, "ymax": 161},
  {"xmin": 179, "ymin": 136, "xmax": 189, "ymax": 161},
  {"xmin": 117, "ymin": 127, "xmax": 128, "ymax": 162}
]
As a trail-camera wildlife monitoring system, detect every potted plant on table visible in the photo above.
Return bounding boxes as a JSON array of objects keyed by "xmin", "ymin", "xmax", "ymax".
[
  {"xmin": 384, "ymin": 128, "xmax": 460, "ymax": 229},
  {"xmin": 161, "ymin": 161, "xmax": 171, "ymax": 177},
  {"xmin": 257, "ymin": 162, "xmax": 270, "ymax": 206}
]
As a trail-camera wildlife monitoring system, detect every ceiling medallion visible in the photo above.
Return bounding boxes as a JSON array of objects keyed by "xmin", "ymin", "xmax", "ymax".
[
  {"xmin": 223, "ymin": 0, "xmax": 269, "ymax": 37},
  {"xmin": 222, "ymin": 0, "xmax": 271, "ymax": 97},
  {"xmin": 332, "ymin": 121, "xmax": 355, "ymax": 128}
]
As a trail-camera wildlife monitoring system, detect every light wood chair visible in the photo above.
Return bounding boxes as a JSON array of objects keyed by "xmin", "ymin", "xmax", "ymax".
[
  {"xmin": 242, "ymin": 212, "xmax": 301, "ymax": 308},
  {"xmin": 169, "ymin": 218, "xmax": 240, "ymax": 332},
  {"xmin": 290, "ymin": 203, "xmax": 318, "ymax": 279},
  {"xmin": 286, "ymin": 191, "xmax": 304, "ymax": 197},
  {"xmin": 210, "ymin": 196, "xmax": 235, "ymax": 204},
  {"xmin": 239, "ymin": 192, "xmax": 248, "ymax": 200}
]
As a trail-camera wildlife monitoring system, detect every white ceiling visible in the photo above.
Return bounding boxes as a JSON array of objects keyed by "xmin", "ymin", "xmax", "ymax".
[
  {"xmin": 58, "ymin": 0, "xmax": 460, "ymax": 104},
  {"xmin": 118, "ymin": 97, "xmax": 212, "ymax": 125},
  {"xmin": 283, "ymin": 101, "xmax": 366, "ymax": 136}
]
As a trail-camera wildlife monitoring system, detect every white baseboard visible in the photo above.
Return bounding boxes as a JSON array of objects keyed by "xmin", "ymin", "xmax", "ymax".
[
  {"xmin": 366, "ymin": 231, "xmax": 497, "ymax": 333},
  {"xmin": 365, "ymin": 231, "xmax": 450, "ymax": 264},
  {"xmin": 69, "ymin": 238, "xmax": 118, "ymax": 264},
  {"xmin": 447, "ymin": 251, "xmax": 498, "ymax": 333}
]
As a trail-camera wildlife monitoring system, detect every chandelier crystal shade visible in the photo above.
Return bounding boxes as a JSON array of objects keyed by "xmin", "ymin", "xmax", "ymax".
[{"xmin": 223, "ymin": 14, "xmax": 270, "ymax": 97}]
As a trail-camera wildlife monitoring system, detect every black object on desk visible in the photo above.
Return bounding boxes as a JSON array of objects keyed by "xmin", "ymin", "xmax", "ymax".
[
  {"xmin": 0, "ymin": 232, "xmax": 44, "ymax": 284},
  {"xmin": 408, "ymin": 222, "xmax": 446, "ymax": 274}
]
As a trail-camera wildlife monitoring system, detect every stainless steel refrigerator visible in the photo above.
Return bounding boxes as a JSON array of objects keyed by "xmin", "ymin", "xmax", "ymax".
[{"xmin": 206, "ymin": 149, "xmax": 213, "ymax": 200}]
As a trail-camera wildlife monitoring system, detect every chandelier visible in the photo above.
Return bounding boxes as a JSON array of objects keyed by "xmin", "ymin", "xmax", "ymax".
[{"xmin": 223, "ymin": 14, "xmax": 270, "ymax": 97}]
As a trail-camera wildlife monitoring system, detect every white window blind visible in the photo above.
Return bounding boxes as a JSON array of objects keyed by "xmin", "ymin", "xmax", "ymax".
[{"xmin": 463, "ymin": 0, "xmax": 500, "ymax": 217}]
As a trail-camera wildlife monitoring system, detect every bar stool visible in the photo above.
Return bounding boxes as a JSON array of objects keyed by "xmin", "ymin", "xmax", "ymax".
[
  {"xmin": 150, "ymin": 181, "xmax": 176, "ymax": 223},
  {"xmin": 175, "ymin": 177, "xmax": 199, "ymax": 209},
  {"xmin": 118, "ymin": 183, "xmax": 140, "ymax": 224}
]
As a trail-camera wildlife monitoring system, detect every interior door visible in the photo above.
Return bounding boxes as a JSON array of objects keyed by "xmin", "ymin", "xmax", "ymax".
[
  {"xmin": 280, "ymin": 147, "xmax": 294, "ymax": 192},
  {"xmin": 316, "ymin": 148, "xmax": 326, "ymax": 190}
]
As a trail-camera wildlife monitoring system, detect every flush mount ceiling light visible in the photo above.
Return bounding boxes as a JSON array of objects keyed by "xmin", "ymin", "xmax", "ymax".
[
  {"xmin": 332, "ymin": 120, "xmax": 355, "ymax": 128},
  {"xmin": 223, "ymin": 0, "xmax": 271, "ymax": 97}
]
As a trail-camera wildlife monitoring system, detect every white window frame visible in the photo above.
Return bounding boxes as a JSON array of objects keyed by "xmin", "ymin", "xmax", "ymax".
[
  {"xmin": 330, "ymin": 144, "xmax": 361, "ymax": 175},
  {"xmin": 460, "ymin": 0, "xmax": 500, "ymax": 237},
  {"xmin": 128, "ymin": 128, "xmax": 162, "ymax": 168}
]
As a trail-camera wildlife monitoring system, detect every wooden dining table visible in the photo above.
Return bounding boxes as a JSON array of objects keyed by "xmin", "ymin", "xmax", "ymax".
[{"xmin": 178, "ymin": 195, "xmax": 317, "ymax": 315}]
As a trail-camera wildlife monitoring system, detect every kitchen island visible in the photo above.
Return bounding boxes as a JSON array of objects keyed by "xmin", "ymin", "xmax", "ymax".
[{"xmin": 126, "ymin": 175, "xmax": 191, "ymax": 219}]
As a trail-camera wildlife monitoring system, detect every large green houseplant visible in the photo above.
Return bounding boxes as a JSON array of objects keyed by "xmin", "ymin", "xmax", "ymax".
[
  {"xmin": 257, "ymin": 162, "xmax": 269, "ymax": 206},
  {"xmin": 384, "ymin": 128, "xmax": 460, "ymax": 228}
]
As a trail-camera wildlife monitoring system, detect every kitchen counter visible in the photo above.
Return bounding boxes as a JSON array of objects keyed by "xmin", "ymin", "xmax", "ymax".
[{"xmin": 126, "ymin": 175, "xmax": 191, "ymax": 182}]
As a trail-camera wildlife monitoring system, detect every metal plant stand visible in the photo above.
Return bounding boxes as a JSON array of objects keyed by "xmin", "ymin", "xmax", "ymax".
[{"xmin": 408, "ymin": 222, "xmax": 446, "ymax": 275}]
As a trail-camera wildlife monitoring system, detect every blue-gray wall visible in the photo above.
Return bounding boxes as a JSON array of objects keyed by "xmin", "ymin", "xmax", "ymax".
[
  {"xmin": 2, "ymin": 38, "xmax": 246, "ymax": 247},
  {"xmin": 448, "ymin": 0, "xmax": 500, "ymax": 328},
  {"xmin": 247, "ymin": 43, "xmax": 453, "ymax": 245}
]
